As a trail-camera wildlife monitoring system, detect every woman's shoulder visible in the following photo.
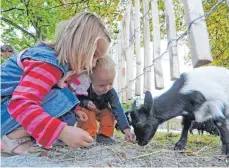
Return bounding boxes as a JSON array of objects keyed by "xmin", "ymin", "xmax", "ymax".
[
  {"xmin": 27, "ymin": 44, "xmax": 56, "ymax": 56},
  {"xmin": 21, "ymin": 44, "xmax": 69, "ymax": 74}
]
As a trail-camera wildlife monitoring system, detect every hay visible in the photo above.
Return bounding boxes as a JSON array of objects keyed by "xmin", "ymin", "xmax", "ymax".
[{"xmin": 1, "ymin": 135, "xmax": 229, "ymax": 167}]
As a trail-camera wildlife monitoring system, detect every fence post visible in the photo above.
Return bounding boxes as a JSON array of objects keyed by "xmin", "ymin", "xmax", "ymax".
[
  {"xmin": 126, "ymin": 1, "xmax": 134, "ymax": 100},
  {"xmin": 183, "ymin": 0, "xmax": 213, "ymax": 67},
  {"xmin": 164, "ymin": 0, "xmax": 180, "ymax": 80},
  {"xmin": 143, "ymin": 0, "xmax": 152, "ymax": 92},
  {"xmin": 113, "ymin": 43, "xmax": 118, "ymax": 91},
  {"xmin": 116, "ymin": 33, "xmax": 122, "ymax": 95},
  {"xmin": 121, "ymin": 19, "xmax": 127, "ymax": 103},
  {"xmin": 227, "ymin": 0, "xmax": 229, "ymax": 7},
  {"xmin": 135, "ymin": 0, "xmax": 141, "ymax": 96},
  {"xmin": 152, "ymin": 0, "xmax": 164, "ymax": 90}
]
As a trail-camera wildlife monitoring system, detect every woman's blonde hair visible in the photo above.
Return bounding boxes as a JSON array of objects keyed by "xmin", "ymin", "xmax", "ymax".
[{"xmin": 41, "ymin": 12, "xmax": 111, "ymax": 73}]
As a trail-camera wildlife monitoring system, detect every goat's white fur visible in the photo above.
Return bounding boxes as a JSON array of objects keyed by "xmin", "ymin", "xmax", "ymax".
[{"xmin": 179, "ymin": 66, "xmax": 229, "ymax": 122}]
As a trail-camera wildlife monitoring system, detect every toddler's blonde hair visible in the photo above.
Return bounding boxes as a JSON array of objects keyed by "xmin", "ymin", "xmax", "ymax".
[
  {"xmin": 90, "ymin": 56, "xmax": 116, "ymax": 79},
  {"xmin": 42, "ymin": 12, "xmax": 111, "ymax": 73}
]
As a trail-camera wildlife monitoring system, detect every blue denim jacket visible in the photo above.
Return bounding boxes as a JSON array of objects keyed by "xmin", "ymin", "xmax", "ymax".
[
  {"xmin": 1, "ymin": 44, "xmax": 69, "ymax": 96},
  {"xmin": 1, "ymin": 44, "xmax": 79, "ymax": 136}
]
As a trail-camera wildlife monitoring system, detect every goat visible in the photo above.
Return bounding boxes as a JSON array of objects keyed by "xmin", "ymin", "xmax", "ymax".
[
  {"xmin": 129, "ymin": 66, "xmax": 229, "ymax": 155},
  {"xmin": 189, "ymin": 120, "xmax": 219, "ymax": 136}
]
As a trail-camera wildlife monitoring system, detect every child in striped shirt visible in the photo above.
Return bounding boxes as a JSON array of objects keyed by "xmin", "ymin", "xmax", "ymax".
[{"xmin": 1, "ymin": 12, "xmax": 110, "ymax": 155}]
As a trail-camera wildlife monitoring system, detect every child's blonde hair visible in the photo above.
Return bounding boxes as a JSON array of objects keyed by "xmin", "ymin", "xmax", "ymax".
[
  {"xmin": 90, "ymin": 56, "xmax": 116, "ymax": 79},
  {"xmin": 42, "ymin": 12, "xmax": 111, "ymax": 73}
]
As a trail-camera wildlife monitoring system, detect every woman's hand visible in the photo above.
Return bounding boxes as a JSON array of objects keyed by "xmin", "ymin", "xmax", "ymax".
[{"xmin": 58, "ymin": 125, "xmax": 93, "ymax": 148}]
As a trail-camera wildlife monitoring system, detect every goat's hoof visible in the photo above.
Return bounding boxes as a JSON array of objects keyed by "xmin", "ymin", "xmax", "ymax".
[{"xmin": 174, "ymin": 142, "xmax": 186, "ymax": 150}]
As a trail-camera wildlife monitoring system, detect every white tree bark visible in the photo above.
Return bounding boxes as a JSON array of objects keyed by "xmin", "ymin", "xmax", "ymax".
[
  {"xmin": 143, "ymin": 0, "xmax": 152, "ymax": 92},
  {"xmin": 152, "ymin": 0, "xmax": 164, "ymax": 89},
  {"xmin": 183, "ymin": 0, "xmax": 213, "ymax": 67},
  {"xmin": 134, "ymin": 0, "xmax": 141, "ymax": 96},
  {"xmin": 165, "ymin": 0, "xmax": 180, "ymax": 80}
]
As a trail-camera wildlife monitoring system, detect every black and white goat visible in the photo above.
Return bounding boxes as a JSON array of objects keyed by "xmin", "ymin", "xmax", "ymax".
[{"xmin": 129, "ymin": 66, "xmax": 229, "ymax": 155}]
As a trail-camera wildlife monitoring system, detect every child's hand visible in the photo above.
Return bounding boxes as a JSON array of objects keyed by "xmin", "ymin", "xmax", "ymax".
[
  {"xmin": 87, "ymin": 101, "xmax": 97, "ymax": 111},
  {"xmin": 75, "ymin": 110, "xmax": 88, "ymax": 121},
  {"xmin": 59, "ymin": 125, "xmax": 94, "ymax": 148},
  {"xmin": 123, "ymin": 128, "xmax": 135, "ymax": 142}
]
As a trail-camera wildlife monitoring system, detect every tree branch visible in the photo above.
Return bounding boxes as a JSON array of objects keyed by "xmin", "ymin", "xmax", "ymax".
[
  {"xmin": 1, "ymin": 17, "xmax": 36, "ymax": 40},
  {"xmin": 1, "ymin": 7, "xmax": 24, "ymax": 13},
  {"xmin": 46, "ymin": 0, "xmax": 88, "ymax": 10}
]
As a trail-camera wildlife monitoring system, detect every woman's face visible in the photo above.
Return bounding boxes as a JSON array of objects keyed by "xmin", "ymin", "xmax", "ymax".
[{"xmin": 92, "ymin": 38, "xmax": 110, "ymax": 68}]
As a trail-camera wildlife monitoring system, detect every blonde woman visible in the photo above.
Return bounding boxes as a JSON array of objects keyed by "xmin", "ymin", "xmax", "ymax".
[{"xmin": 1, "ymin": 12, "xmax": 110, "ymax": 155}]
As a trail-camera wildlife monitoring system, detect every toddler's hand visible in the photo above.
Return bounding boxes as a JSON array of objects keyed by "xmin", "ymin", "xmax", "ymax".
[
  {"xmin": 87, "ymin": 101, "xmax": 97, "ymax": 111},
  {"xmin": 75, "ymin": 110, "xmax": 88, "ymax": 121},
  {"xmin": 123, "ymin": 128, "xmax": 135, "ymax": 142}
]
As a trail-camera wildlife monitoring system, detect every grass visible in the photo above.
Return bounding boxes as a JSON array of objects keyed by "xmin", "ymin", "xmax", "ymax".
[
  {"xmin": 115, "ymin": 130, "xmax": 221, "ymax": 157},
  {"xmin": 122, "ymin": 104, "xmax": 131, "ymax": 111}
]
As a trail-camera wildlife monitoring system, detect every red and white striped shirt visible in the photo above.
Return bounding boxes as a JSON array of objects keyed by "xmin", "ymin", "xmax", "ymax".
[{"xmin": 8, "ymin": 59, "xmax": 66, "ymax": 148}]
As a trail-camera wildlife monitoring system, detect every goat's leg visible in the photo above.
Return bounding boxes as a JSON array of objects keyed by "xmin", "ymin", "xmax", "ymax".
[
  {"xmin": 174, "ymin": 117, "xmax": 192, "ymax": 150},
  {"xmin": 213, "ymin": 117, "xmax": 229, "ymax": 155},
  {"xmin": 210, "ymin": 103, "xmax": 229, "ymax": 155}
]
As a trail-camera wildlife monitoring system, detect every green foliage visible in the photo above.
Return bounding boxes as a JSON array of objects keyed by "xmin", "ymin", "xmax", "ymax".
[
  {"xmin": 1, "ymin": 0, "xmax": 228, "ymax": 69},
  {"xmin": 203, "ymin": 0, "xmax": 229, "ymax": 68},
  {"xmin": 1, "ymin": 0, "xmax": 121, "ymax": 51},
  {"xmin": 0, "ymin": 56, "xmax": 7, "ymax": 64}
]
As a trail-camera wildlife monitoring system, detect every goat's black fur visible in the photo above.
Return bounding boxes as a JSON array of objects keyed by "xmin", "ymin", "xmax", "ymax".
[{"xmin": 189, "ymin": 120, "xmax": 220, "ymax": 136}]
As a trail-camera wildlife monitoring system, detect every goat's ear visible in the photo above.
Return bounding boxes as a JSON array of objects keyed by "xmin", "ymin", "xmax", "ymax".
[{"xmin": 144, "ymin": 91, "xmax": 153, "ymax": 108}]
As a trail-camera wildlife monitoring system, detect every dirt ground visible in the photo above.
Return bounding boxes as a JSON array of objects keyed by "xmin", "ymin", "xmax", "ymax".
[{"xmin": 2, "ymin": 133, "xmax": 228, "ymax": 167}]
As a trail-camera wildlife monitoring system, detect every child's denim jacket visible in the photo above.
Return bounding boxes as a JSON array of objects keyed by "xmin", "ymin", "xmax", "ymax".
[{"xmin": 1, "ymin": 44, "xmax": 79, "ymax": 135}]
